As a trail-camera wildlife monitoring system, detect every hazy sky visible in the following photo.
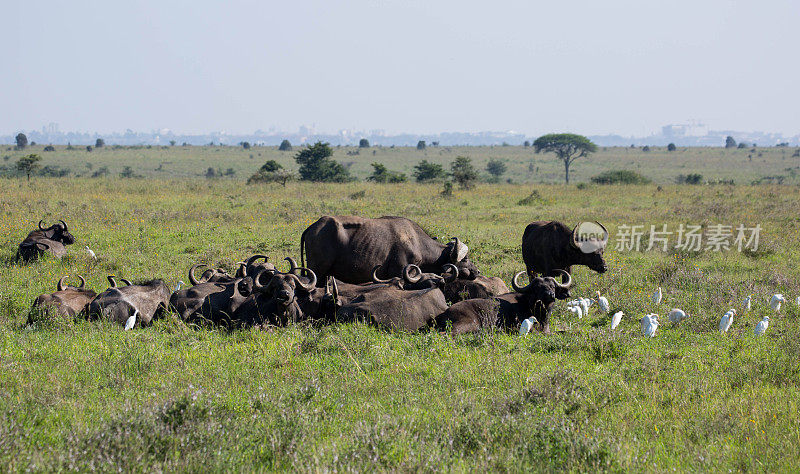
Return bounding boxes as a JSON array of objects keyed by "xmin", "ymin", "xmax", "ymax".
[{"xmin": 4, "ymin": 0, "xmax": 799, "ymax": 136}]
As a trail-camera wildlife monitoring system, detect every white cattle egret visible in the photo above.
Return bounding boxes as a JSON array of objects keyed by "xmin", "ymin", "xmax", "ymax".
[
  {"xmin": 719, "ymin": 309, "xmax": 736, "ymax": 333},
  {"xmin": 175, "ymin": 280, "xmax": 185, "ymax": 292},
  {"xmin": 610, "ymin": 311, "xmax": 624, "ymax": 330},
  {"xmin": 519, "ymin": 317, "xmax": 535, "ymax": 336},
  {"xmin": 85, "ymin": 245, "xmax": 96, "ymax": 260},
  {"xmin": 640, "ymin": 314, "xmax": 659, "ymax": 337},
  {"xmin": 652, "ymin": 287, "xmax": 662, "ymax": 305},
  {"xmin": 566, "ymin": 299, "xmax": 581, "ymax": 308},
  {"xmin": 668, "ymin": 308, "xmax": 689, "ymax": 324},
  {"xmin": 743, "ymin": 295, "xmax": 752, "ymax": 312},
  {"xmin": 124, "ymin": 310, "xmax": 139, "ymax": 331},
  {"xmin": 596, "ymin": 291, "xmax": 610, "ymax": 314},
  {"xmin": 568, "ymin": 305, "xmax": 583, "ymax": 319},
  {"xmin": 582, "ymin": 297, "xmax": 594, "ymax": 308},
  {"xmin": 770, "ymin": 294, "xmax": 786, "ymax": 312},
  {"xmin": 579, "ymin": 299, "xmax": 590, "ymax": 317},
  {"xmin": 796, "ymin": 296, "xmax": 800, "ymax": 306},
  {"xmin": 754, "ymin": 316, "xmax": 770, "ymax": 336}
]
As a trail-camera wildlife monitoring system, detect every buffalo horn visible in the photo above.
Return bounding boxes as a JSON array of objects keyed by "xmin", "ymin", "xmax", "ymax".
[
  {"xmin": 284, "ymin": 257, "xmax": 299, "ymax": 274},
  {"xmin": 450, "ymin": 237, "xmax": 469, "ymax": 263},
  {"xmin": 290, "ymin": 268, "xmax": 317, "ymax": 291},
  {"xmin": 77, "ymin": 275, "xmax": 86, "ymax": 288},
  {"xmin": 441, "ymin": 263, "xmax": 459, "ymax": 281},
  {"xmin": 571, "ymin": 224, "xmax": 580, "ymax": 249},
  {"xmin": 552, "ymin": 269, "xmax": 572, "ymax": 290},
  {"xmin": 57, "ymin": 276, "xmax": 68, "ymax": 292},
  {"xmin": 511, "ymin": 271, "xmax": 533, "ymax": 293},
  {"xmin": 121, "ymin": 278, "xmax": 132, "ymax": 286},
  {"xmin": 372, "ymin": 265, "xmax": 392, "ymax": 284},
  {"xmin": 403, "ymin": 264, "xmax": 422, "ymax": 284},
  {"xmin": 246, "ymin": 254, "xmax": 269, "ymax": 268},
  {"xmin": 38, "ymin": 220, "xmax": 46, "ymax": 230},
  {"xmin": 188, "ymin": 263, "xmax": 208, "ymax": 286},
  {"xmin": 107, "ymin": 275, "xmax": 117, "ymax": 288},
  {"xmin": 59, "ymin": 220, "xmax": 68, "ymax": 232},
  {"xmin": 595, "ymin": 221, "xmax": 609, "ymax": 246},
  {"xmin": 237, "ymin": 261, "xmax": 247, "ymax": 277}
]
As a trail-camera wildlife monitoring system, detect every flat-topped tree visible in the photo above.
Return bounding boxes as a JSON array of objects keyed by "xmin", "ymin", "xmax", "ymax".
[{"xmin": 533, "ymin": 133, "xmax": 597, "ymax": 184}]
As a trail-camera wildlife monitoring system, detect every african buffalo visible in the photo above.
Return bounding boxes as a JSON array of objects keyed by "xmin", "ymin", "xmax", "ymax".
[
  {"xmin": 333, "ymin": 285, "xmax": 449, "ymax": 331},
  {"xmin": 300, "ymin": 215, "xmax": 480, "ymax": 285},
  {"xmin": 87, "ymin": 279, "xmax": 170, "ymax": 328},
  {"xmin": 435, "ymin": 270, "xmax": 572, "ymax": 335},
  {"xmin": 522, "ymin": 221, "xmax": 608, "ymax": 277},
  {"xmin": 30, "ymin": 275, "xmax": 96, "ymax": 320},
  {"xmin": 235, "ymin": 254, "xmax": 275, "ymax": 279},
  {"xmin": 171, "ymin": 263, "xmax": 258, "ymax": 325},
  {"xmin": 439, "ymin": 266, "xmax": 510, "ymax": 302},
  {"xmin": 16, "ymin": 220, "xmax": 75, "ymax": 262}
]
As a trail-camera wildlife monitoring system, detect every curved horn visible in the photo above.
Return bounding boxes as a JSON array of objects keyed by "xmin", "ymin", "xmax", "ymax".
[
  {"xmin": 571, "ymin": 224, "xmax": 580, "ymax": 248},
  {"xmin": 121, "ymin": 278, "xmax": 132, "ymax": 286},
  {"xmin": 403, "ymin": 264, "xmax": 422, "ymax": 284},
  {"xmin": 188, "ymin": 263, "xmax": 208, "ymax": 286},
  {"xmin": 253, "ymin": 267, "xmax": 276, "ymax": 290},
  {"xmin": 290, "ymin": 268, "xmax": 317, "ymax": 292},
  {"xmin": 552, "ymin": 269, "xmax": 572, "ymax": 290},
  {"xmin": 331, "ymin": 277, "xmax": 339, "ymax": 303},
  {"xmin": 77, "ymin": 275, "xmax": 86, "ymax": 288},
  {"xmin": 595, "ymin": 221, "xmax": 609, "ymax": 242},
  {"xmin": 237, "ymin": 261, "xmax": 247, "ymax": 277},
  {"xmin": 372, "ymin": 265, "xmax": 392, "ymax": 284},
  {"xmin": 450, "ymin": 237, "xmax": 469, "ymax": 262},
  {"xmin": 59, "ymin": 219, "xmax": 68, "ymax": 232},
  {"xmin": 246, "ymin": 254, "xmax": 268, "ymax": 268},
  {"xmin": 58, "ymin": 276, "xmax": 68, "ymax": 291},
  {"xmin": 38, "ymin": 220, "xmax": 46, "ymax": 230},
  {"xmin": 441, "ymin": 263, "xmax": 459, "ymax": 282},
  {"xmin": 107, "ymin": 275, "xmax": 117, "ymax": 288},
  {"xmin": 511, "ymin": 271, "xmax": 534, "ymax": 293},
  {"xmin": 284, "ymin": 257, "xmax": 299, "ymax": 274}
]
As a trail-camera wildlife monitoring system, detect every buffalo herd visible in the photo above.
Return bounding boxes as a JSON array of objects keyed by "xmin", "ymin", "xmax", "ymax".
[{"xmin": 25, "ymin": 216, "xmax": 609, "ymax": 334}]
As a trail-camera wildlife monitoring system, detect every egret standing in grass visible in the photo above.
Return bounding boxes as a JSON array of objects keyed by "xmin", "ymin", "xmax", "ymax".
[
  {"xmin": 610, "ymin": 311, "xmax": 624, "ymax": 330},
  {"xmin": 124, "ymin": 309, "xmax": 139, "ymax": 331},
  {"xmin": 174, "ymin": 280, "xmax": 185, "ymax": 292},
  {"xmin": 84, "ymin": 245, "xmax": 96, "ymax": 260},
  {"xmin": 568, "ymin": 305, "xmax": 583, "ymax": 319},
  {"xmin": 596, "ymin": 291, "xmax": 610, "ymax": 314},
  {"xmin": 743, "ymin": 294, "xmax": 752, "ymax": 312},
  {"xmin": 668, "ymin": 308, "xmax": 689, "ymax": 324},
  {"xmin": 719, "ymin": 309, "xmax": 736, "ymax": 333},
  {"xmin": 579, "ymin": 298, "xmax": 590, "ymax": 318},
  {"xmin": 519, "ymin": 317, "xmax": 535, "ymax": 336},
  {"xmin": 770, "ymin": 294, "xmax": 786, "ymax": 312},
  {"xmin": 754, "ymin": 315, "xmax": 770, "ymax": 336},
  {"xmin": 796, "ymin": 296, "xmax": 800, "ymax": 306},
  {"xmin": 652, "ymin": 287, "xmax": 662, "ymax": 305},
  {"xmin": 640, "ymin": 314, "xmax": 659, "ymax": 337}
]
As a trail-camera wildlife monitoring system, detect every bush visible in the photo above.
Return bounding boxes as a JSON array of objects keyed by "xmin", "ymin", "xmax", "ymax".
[
  {"xmin": 450, "ymin": 156, "xmax": 478, "ymax": 189},
  {"xmin": 486, "ymin": 159, "xmax": 507, "ymax": 181},
  {"xmin": 95, "ymin": 138, "xmax": 105, "ymax": 148},
  {"xmin": 412, "ymin": 159, "xmax": 445, "ymax": 182},
  {"xmin": 359, "ymin": 138, "xmax": 370, "ymax": 148},
  {"xmin": 590, "ymin": 170, "xmax": 652, "ymax": 185},
  {"xmin": 738, "ymin": 142, "xmax": 748, "ymax": 149},
  {"xmin": 295, "ymin": 142, "xmax": 353, "ymax": 182},
  {"xmin": 416, "ymin": 140, "xmax": 426, "ymax": 150},
  {"xmin": 667, "ymin": 143, "xmax": 676, "ymax": 152},
  {"xmin": 248, "ymin": 160, "xmax": 293, "ymax": 186},
  {"xmin": 641, "ymin": 145, "xmax": 650, "ymax": 152},
  {"xmin": 278, "ymin": 140, "xmax": 292, "ymax": 151},
  {"xmin": 676, "ymin": 173, "xmax": 704, "ymax": 184},
  {"xmin": 725, "ymin": 136, "xmax": 736, "ymax": 148},
  {"xmin": 241, "ymin": 141, "xmax": 251, "ymax": 150},
  {"xmin": 43, "ymin": 145, "xmax": 55, "ymax": 152},
  {"xmin": 120, "ymin": 166, "xmax": 142, "ymax": 178},
  {"xmin": 91, "ymin": 167, "xmax": 109, "ymax": 178},
  {"xmin": 15, "ymin": 133, "xmax": 28, "ymax": 149},
  {"xmin": 367, "ymin": 163, "xmax": 406, "ymax": 183}
]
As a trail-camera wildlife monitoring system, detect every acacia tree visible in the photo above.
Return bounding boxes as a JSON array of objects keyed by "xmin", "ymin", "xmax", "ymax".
[
  {"xmin": 15, "ymin": 133, "xmax": 28, "ymax": 149},
  {"xmin": 533, "ymin": 133, "xmax": 597, "ymax": 184},
  {"xmin": 295, "ymin": 141, "xmax": 352, "ymax": 182},
  {"xmin": 16, "ymin": 154, "xmax": 41, "ymax": 181}
]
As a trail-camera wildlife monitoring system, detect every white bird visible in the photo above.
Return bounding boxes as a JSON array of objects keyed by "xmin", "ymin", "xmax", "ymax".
[
  {"xmin": 754, "ymin": 316, "xmax": 770, "ymax": 336},
  {"xmin": 579, "ymin": 298, "xmax": 590, "ymax": 317},
  {"xmin": 596, "ymin": 291, "xmax": 610, "ymax": 314},
  {"xmin": 796, "ymin": 296, "xmax": 800, "ymax": 306},
  {"xmin": 610, "ymin": 311, "xmax": 624, "ymax": 330},
  {"xmin": 668, "ymin": 308, "xmax": 689, "ymax": 324},
  {"xmin": 566, "ymin": 299, "xmax": 582, "ymax": 308},
  {"xmin": 568, "ymin": 305, "xmax": 583, "ymax": 319},
  {"xmin": 652, "ymin": 287, "xmax": 662, "ymax": 305},
  {"xmin": 719, "ymin": 309, "xmax": 736, "ymax": 333},
  {"xmin": 124, "ymin": 309, "xmax": 139, "ymax": 331},
  {"xmin": 175, "ymin": 280, "xmax": 185, "ymax": 292},
  {"xmin": 582, "ymin": 297, "xmax": 594, "ymax": 308},
  {"xmin": 84, "ymin": 245, "xmax": 96, "ymax": 260},
  {"xmin": 519, "ymin": 317, "xmax": 535, "ymax": 336},
  {"xmin": 640, "ymin": 314, "xmax": 659, "ymax": 337},
  {"xmin": 770, "ymin": 294, "xmax": 786, "ymax": 312},
  {"xmin": 743, "ymin": 295, "xmax": 752, "ymax": 312}
]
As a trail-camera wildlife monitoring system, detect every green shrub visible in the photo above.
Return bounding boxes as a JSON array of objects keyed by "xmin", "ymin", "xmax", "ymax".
[{"xmin": 590, "ymin": 170, "xmax": 651, "ymax": 185}]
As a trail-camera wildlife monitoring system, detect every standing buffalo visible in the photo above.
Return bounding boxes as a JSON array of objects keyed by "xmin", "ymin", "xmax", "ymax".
[
  {"xmin": 30, "ymin": 275, "xmax": 96, "ymax": 320},
  {"xmin": 522, "ymin": 221, "xmax": 608, "ymax": 277},
  {"xmin": 300, "ymin": 215, "xmax": 479, "ymax": 285},
  {"xmin": 436, "ymin": 270, "xmax": 572, "ymax": 335},
  {"xmin": 87, "ymin": 279, "xmax": 171, "ymax": 328},
  {"xmin": 16, "ymin": 220, "xmax": 75, "ymax": 262}
]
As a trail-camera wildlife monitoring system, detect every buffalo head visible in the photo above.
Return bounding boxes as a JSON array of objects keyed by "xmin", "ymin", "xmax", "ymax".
[
  {"xmin": 40, "ymin": 219, "xmax": 75, "ymax": 245},
  {"xmin": 254, "ymin": 257, "xmax": 317, "ymax": 308},
  {"xmin": 372, "ymin": 264, "xmax": 447, "ymax": 290},
  {"xmin": 511, "ymin": 269, "xmax": 573, "ymax": 332},
  {"xmin": 570, "ymin": 222, "xmax": 608, "ymax": 273},
  {"xmin": 445, "ymin": 237, "xmax": 479, "ymax": 280}
]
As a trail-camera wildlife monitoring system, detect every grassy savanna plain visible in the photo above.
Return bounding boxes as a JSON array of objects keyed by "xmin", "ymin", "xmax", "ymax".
[
  {"xmin": 1, "ymin": 154, "xmax": 800, "ymax": 470},
  {"xmin": 2, "ymin": 143, "xmax": 800, "ymax": 184}
]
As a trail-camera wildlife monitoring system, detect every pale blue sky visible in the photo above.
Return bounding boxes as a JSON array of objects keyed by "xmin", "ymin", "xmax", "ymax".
[{"xmin": 4, "ymin": 0, "xmax": 799, "ymax": 136}]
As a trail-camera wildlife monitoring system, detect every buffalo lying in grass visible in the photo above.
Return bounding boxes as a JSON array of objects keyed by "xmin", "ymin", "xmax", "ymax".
[
  {"xmin": 16, "ymin": 220, "xmax": 75, "ymax": 262},
  {"xmin": 30, "ymin": 275, "xmax": 96, "ymax": 320},
  {"xmin": 171, "ymin": 263, "xmax": 257, "ymax": 324},
  {"xmin": 87, "ymin": 278, "xmax": 171, "ymax": 328}
]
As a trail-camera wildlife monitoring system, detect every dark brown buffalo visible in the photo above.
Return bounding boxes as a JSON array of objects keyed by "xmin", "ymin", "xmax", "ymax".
[
  {"xmin": 334, "ymin": 286, "xmax": 449, "ymax": 331},
  {"xmin": 235, "ymin": 254, "xmax": 276, "ymax": 279},
  {"xmin": 300, "ymin": 215, "xmax": 480, "ymax": 285},
  {"xmin": 436, "ymin": 270, "xmax": 572, "ymax": 335},
  {"xmin": 30, "ymin": 275, "xmax": 96, "ymax": 319},
  {"xmin": 87, "ymin": 279, "xmax": 170, "ymax": 327},
  {"xmin": 439, "ymin": 266, "xmax": 510, "ymax": 302},
  {"xmin": 522, "ymin": 221, "xmax": 608, "ymax": 277},
  {"xmin": 16, "ymin": 220, "xmax": 75, "ymax": 262},
  {"xmin": 171, "ymin": 264, "xmax": 258, "ymax": 325}
]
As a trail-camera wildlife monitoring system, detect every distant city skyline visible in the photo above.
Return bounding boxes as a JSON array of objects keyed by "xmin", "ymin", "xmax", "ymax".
[{"xmin": 5, "ymin": 1, "xmax": 799, "ymax": 137}]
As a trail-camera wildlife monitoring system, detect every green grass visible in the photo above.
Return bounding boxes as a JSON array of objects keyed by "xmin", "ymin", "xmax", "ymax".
[
  {"xmin": 1, "ymin": 176, "xmax": 800, "ymax": 470},
  {"xmin": 3, "ymin": 143, "xmax": 800, "ymax": 184}
]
